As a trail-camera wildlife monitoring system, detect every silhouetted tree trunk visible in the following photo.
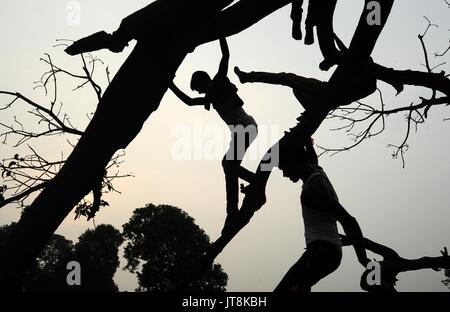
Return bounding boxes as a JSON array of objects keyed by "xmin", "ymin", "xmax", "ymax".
[{"xmin": 0, "ymin": 0, "xmax": 292, "ymax": 289}]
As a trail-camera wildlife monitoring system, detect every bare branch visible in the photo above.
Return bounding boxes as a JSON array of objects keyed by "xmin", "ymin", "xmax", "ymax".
[
  {"xmin": 317, "ymin": 17, "xmax": 449, "ymax": 165},
  {"xmin": 435, "ymin": 41, "xmax": 450, "ymax": 58},
  {"xmin": 0, "ymin": 48, "xmax": 130, "ymax": 213},
  {"xmin": 0, "ymin": 183, "xmax": 48, "ymax": 209}
]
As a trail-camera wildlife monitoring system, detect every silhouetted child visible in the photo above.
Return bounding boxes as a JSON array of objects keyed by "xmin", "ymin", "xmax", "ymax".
[
  {"xmin": 234, "ymin": 67, "xmax": 326, "ymax": 112},
  {"xmin": 274, "ymin": 135, "xmax": 369, "ymax": 292},
  {"xmin": 234, "ymin": 66, "xmax": 376, "ymax": 113},
  {"xmin": 170, "ymin": 38, "xmax": 258, "ymax": 235},
  {"xmin": 234, "ymin": 65, "xmax": 377, "ymax": 147},
  {"xmin": 65, "ymin": 0, "xmax": 234, "ymax": 55}
]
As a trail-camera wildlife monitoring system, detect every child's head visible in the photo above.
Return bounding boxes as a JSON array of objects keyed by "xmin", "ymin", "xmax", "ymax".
[
  {"xmin": 191, "ymin": 71, "xmax": 211, "ymax": 94},
  {"xmin": 278, "ymin": 133, "xmax": 310, "ymax": 183}
]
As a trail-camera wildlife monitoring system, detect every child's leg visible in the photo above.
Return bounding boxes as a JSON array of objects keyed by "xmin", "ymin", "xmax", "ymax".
[
  {"xmin": 274, "ymin": 249, "xmax": 314, "ymax": 293},
  {"xmin": 221, "ymin": 157, "xmax": 239, "ymax": 235},
  {"xmin": 234, "ymin": 67, "xmax": 300, "ymax": 88},
  {"xmin": 223, "ymin": 167, "xmax": 239, "ymax": 215},
  {"xmin": 234, "ymin": 67, "xmax": 325, "ymax": 111},
  {"xmin": 222, "ymin": 131, "xmax": 241, "ymax": 215},
  {"xmin": 233, "ymin": 123, "xmax": 257, "ymax": 183},
  {"xmin": 291, "ymin": 77, "xmax": 326, "ymax": 111},
  {"xmin": 221, "ymin": 125, "xmax": 257, "ymax": 234},
  {"xmin": 234, "ymin": 124, "xmax": 257, "ymax": 162},
  {"xmin": 65, "ymin": 31, "xmax": 115, "ymax": 56},
  {"xmin": 290, "ymin": 0, "xmax": 304, "ymax": 40},
  {"xmin": 304, "ymin": 0, "xmax": 320, "ymax": 45},
  {"xmin": 221, "ymin": 162, "xmax": 239, "ymax": 236},
  {"xmin": 236, "ymin": 124, "xmax": 257, "ymax": 185},
  {"xmin": 274, "ymin": 241, "xmax": 342, "ymax": 293}
]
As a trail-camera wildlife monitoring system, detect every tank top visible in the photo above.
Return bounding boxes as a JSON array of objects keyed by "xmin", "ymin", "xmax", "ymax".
[
  {"xmin": 300, "ymin": 166, "xmax": 342, "ymax": 253},
  {"xmin": 207, "ymin": 75, "xmax": 256, "ymax": 128}
]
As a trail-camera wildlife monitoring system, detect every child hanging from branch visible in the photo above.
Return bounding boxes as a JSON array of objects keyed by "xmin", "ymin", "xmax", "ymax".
[
  {"xmin": 274, "ymin": 136, "xmax": 369, "ymax": 292},
  {"xmin": 169, "ymin": 38, "xmax": 258, "ymax": 235}
]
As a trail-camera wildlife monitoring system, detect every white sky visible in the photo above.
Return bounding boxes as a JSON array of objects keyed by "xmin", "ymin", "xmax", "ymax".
[{"xmin": 0, "ymin": 0, "xmax": 449, "ymax": 292}]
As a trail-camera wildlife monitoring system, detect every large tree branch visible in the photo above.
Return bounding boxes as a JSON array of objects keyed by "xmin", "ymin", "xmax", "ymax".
[
  {"xmin": 373, "ymin": 63, "xmax": 450, "ymax": 97},
  {"xmin": 194, "ymin": 0, "xmax": 292, "ymax": 46},
  {"xmin": 304, "ymin": 0, "xmax": 395, "ymax": 71},
  {"xmin": 347, "ymin": 0, "xmax": 395, "ymax": 61},
  {"xmin": 341, "ymin": 235, "xmax": 450, "ymax": 292}
]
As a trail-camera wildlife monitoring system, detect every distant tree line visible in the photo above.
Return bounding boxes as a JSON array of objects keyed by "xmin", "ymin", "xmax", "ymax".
[{"xmin": 0, "ymin": 204, "xmax": 227, "ymax": 291}]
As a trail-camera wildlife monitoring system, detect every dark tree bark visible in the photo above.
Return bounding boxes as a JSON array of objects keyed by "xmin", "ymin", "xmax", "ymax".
[
  {"xmin": 373, "ymin": 63, "xmax": 450, "ymax": 96},
  {"xmin": 0, "ymin": 0, "xmax": 292, "ymax": 289}
]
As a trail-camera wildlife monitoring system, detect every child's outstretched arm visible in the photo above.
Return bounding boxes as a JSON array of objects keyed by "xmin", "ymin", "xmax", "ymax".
[
  {"xmin": 308, "ymin": 181, "xmax": 369, "ymax": 267},
  {"xmin": 329, "ymin": 198, "xmax": 369, "ymax": 267},
  {"xmin": 169, "ymin": 82, "xmax": 209, "ymax": 108}
]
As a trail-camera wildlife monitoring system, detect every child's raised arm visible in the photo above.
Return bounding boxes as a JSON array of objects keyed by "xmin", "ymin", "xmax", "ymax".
[{"xmin": 216, "ymin": 38, "xmax": 230, "ymax": 78}]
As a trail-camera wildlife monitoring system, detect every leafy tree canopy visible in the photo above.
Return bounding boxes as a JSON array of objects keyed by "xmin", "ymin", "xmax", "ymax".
[{"xmin": 122, "ymin": 204, "xmax": 228, "ymax": 292}]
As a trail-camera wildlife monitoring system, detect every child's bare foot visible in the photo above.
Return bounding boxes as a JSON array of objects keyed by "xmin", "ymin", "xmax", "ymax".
[
  {"xmin": 234, "ymin": 66, "xmax": 249, "ymax": 84},
  {"xmin": 65, "ymin": 31, "xmax": 127, "ymax": 55},
  {"xmin": 65, "ymin": 31, "xmax": 112, "ymax": 55}
]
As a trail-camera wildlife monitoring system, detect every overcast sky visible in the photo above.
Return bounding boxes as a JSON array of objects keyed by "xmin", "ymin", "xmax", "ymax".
[{"xmin": 1, "ymin": 0, "xmax": 449, "ymax": 292}]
